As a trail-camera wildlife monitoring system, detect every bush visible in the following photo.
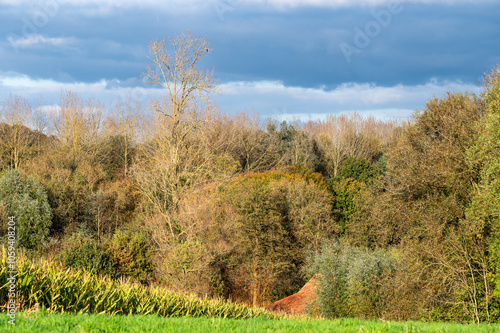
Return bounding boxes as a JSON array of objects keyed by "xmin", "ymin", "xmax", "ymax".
[
  {"xmin": 62, "ymin": 233, "xmax": 117, "ymax": 278},
  {"xmin": 327, "ymin": 177, "xmax": 366, "ymax": 235},
  {"xmin": 24, "ymin": 149, "xmax": 109, "ymax": 236},
  {"xmin": 338, "ymin": 156, "xmax": 379, "ymax": 184},
  {"xmin": 217, "ymin": 168, "xmax": 335, "ymax": 306},
  {"xmin": 304, "ymin": 240, "xmax": 396, "ymax": 319},
  {"xmin": 159, "ymin": 238, "xmax": 212, "ymax": 294},
  {"xmin": 106, "ymin": 229, "xmax": 155, "ymax": 284},
  {"xmin": 0, "ymin": 169, "xmax": 52, "ymax": 249}
]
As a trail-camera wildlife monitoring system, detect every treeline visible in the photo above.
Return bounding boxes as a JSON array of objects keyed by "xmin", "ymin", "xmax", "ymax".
[
  {"xmin": 339, "ymin": 68, "xmax": 500, "ymax": 323},
  {"xmin": 0, "ymin": 89, "xmax": 396, "ymax": 304}
]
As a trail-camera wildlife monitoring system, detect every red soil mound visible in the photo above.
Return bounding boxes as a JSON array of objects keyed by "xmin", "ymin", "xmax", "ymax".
[{"xmin": 266, "ymin": 275, "xmax": 318, "ymax": 315}]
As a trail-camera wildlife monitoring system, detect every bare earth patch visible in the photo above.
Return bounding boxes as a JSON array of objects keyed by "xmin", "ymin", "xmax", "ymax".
[{"xmin": 266, "ymin": 275, "xmax": 318, "ymax": 315}]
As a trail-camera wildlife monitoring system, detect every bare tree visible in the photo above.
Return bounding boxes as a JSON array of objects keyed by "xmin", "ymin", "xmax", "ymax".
[
  {"xmin": 144, "ymin": 31, "xmax": 216, "ymax": 171},
  {"xmin": 0, "ymin": 95, "xmax": 33, "ymax": 169},
  {"xmin": 110, "ymin": 97, "xmax": 141, "ymax": 175},
  {"xmin": 51, "ymin": 91, "xmax": 104, "ymax": 159},
  {"xmin": 306, "ymin": 112, "xmax": 399, "ymax": 176},
  {"xmin": 32, "ymin": 99, "xmax": 50, "ymax": 157},
  {"xmin": 134, "ymin": 31, "xmax": 219, "ymax": 239},
  {"xmin": 232, "ymin": 111, "xmax": 279, "ymax": 172}
]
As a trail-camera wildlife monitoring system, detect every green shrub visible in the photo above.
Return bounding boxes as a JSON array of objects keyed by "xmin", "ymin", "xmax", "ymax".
[
  {"xmin": 327, "ymin": 177, "xmax": 366, "ymax": 235},
  {"xmin": 24, "ymin": 149, "xmax": 110, "ymax": 236},
  {"xmin": 0, "ymin": 169, "xmax": 52, "ymax": 249},
  {"xmin": 159, "ymin": 238, "xmax": 213, "ymax": 295},
  {"xmin": 62, "ymin": 233, "xmax": 117, "ymax": 278},
  {"xmin": 106, "ymin": 229, "xmax": 155, "ymax": 284},
  {"xmin": 304, "ymin": 240, "xmax": 396, "ymax": 319},
  {"xmin": 218, "ymin": 168, "xmax": 335, "ymax": 306},
  {"xmin": 338, "ymin": 156, "xmax": 379, "ymax": 184}
]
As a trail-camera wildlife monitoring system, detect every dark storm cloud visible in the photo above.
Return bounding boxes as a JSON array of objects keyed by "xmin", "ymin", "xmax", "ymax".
[
  {"xmin": 0, "ymin": 0, "xmax": 498, "ymax": 119},
  {"xmin": 2, "ymin": 1, "xmax": 499, "ymax": 86}
]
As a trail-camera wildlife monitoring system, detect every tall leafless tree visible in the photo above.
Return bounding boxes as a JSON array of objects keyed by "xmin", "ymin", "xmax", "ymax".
[
  {"xmin": 0, "ymin": 95, "xmax": 33, "ymax": 169},
  {"xmin": 135, "ymin": 31, "xmax": 219, "ymax": 239}
]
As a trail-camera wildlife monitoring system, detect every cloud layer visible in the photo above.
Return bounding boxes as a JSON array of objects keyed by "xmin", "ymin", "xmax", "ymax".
[
  {"xmin": 0, "ymin": 0, "xmax": 497, "ymax": 120},
  {"xmin": 0, "ymin": 0, "xmax": 494, "ymax": 8},
  {"xmin": 0, "ymin": 72, "xmax": 483, "ymax": 120}
]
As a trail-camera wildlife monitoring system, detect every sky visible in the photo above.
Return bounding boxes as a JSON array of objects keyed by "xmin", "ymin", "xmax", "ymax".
[{"xmin": 0, "ymin": 0, "xmax": 499, "ymax": 121}]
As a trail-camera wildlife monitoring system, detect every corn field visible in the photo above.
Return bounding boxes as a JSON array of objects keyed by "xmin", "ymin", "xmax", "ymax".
[{"xmin": 0, "ymin": 247, "xmax": 283, "ymax": 319}]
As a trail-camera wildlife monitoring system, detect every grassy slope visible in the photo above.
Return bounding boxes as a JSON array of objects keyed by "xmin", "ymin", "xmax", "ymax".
[{"xmin": 1, "ymin": 313, "xmax": 500, "ymax": 333}]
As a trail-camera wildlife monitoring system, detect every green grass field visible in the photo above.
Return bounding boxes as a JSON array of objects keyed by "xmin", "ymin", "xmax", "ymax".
[{"xmin": 1, "ymin": 313, "xmax": 500, "ymax": 333}]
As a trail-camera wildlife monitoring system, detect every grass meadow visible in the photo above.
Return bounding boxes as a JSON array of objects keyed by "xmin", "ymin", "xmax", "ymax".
[{"xmin": 2, "ymin": 312, "xmax": 500, "ymax": 333}]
